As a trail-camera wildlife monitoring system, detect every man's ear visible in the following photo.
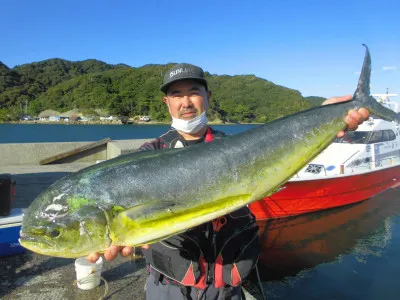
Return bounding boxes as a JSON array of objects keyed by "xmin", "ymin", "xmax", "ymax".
[
  {"xmin": 163, "ymin": 96, "xmax": 169, "ymax": 105},
  {"xmin": 205, "ymin": 91, "xmax": 212, "ymax": 109}
]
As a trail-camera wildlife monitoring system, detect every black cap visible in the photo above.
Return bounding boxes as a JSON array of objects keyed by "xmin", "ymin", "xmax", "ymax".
[{"xmin": 160, "ymin": 63, "xmax": 208, "ymax": 93}]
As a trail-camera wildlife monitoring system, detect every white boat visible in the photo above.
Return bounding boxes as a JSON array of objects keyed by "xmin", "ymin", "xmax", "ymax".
[{"xmin": 250, "ymin": 93, "xmax": 400, "ymax": 219}]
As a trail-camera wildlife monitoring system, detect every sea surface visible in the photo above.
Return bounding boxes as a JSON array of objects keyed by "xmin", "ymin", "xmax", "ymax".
[
  {"xmin": 0, "ymin": 123, "xmax": 260, "ymax": 143},
  {"xmin": 253, "ymin": 189, "xmax": 400, "ymax": 300},
  {"xmin": 2, "ymin": 123, "xmax": 400, "ymax": 299}
]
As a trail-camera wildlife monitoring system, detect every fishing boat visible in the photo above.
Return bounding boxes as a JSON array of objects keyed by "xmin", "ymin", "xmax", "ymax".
[{"xmin": 250, "ymin": 93, "xmax": 400, "ymax": 220}]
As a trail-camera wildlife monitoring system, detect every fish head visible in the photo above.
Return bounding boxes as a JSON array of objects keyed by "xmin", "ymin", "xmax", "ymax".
[{"xmin": 20, "ymin": 189, "xmax": 111, "ymax": 258}]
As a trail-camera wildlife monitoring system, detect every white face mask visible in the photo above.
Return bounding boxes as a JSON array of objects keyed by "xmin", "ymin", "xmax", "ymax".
[{"xmin": 171, "ymin": 111, "xmax": 208, "ymax": 134}]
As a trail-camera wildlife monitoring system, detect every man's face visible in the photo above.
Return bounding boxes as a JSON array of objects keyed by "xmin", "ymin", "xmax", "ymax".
[{"xmin": 163, "ymin": 80, "xmax": 210, "ymax": 120}]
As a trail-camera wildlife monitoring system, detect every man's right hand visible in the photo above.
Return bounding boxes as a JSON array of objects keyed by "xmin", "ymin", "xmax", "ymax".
[{"xmin": 87, "ymin": 244, "xmax": 149, "ymax": 263}]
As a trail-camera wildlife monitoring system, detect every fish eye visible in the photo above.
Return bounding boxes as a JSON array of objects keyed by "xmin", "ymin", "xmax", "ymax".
[{"xmin": 47, "ymin": 228, "xmax": 61, "ymax": 238}]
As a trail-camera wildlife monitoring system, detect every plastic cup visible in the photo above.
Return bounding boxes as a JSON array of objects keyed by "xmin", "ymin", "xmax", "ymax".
[{"xmin": 74, "ymin": 257, "xmax": 103, "ymax": 290}]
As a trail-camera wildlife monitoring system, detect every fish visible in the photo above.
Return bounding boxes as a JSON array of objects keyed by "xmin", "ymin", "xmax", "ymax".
[{"xmin": 19, "ymin": 45, "xmax": 400, "ymax": 258}]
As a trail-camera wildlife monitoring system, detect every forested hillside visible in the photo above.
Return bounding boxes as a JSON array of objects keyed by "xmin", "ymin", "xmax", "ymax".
[
  {"xmin": 0, "ymin": 58, "xmax": 325, "ymax": 123},
  {"xmin": 304, "ymin": 96, "xmax": 326, "ymax": 107}
]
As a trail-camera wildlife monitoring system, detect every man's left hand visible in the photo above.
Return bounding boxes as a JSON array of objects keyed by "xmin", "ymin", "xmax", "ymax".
[{"xmin": 322, "ymin": 95, "xmax": 369, "ymax": 138}]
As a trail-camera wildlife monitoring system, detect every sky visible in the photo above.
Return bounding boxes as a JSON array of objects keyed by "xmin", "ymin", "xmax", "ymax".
[{"xmin": 1, "ymin": 0, "xmax": 399, "ymax": 99}]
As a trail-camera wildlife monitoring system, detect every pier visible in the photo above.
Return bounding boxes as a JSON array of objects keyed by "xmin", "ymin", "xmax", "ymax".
[{"xmin": 0, "ymin": 139, "xmax": 151, "ymax": 299}]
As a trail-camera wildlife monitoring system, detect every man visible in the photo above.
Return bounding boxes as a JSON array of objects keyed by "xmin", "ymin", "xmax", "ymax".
[{"xmin": 88, "ymin": 63, "xmax": 369, "ymax": 299}]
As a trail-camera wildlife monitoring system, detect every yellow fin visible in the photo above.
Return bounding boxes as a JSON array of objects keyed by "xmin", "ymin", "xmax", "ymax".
[
  {"xmin": 121, "ymin": 201, "xmax": 176, "ymax": 222},
  {"xmin": 110, "ymin": 194, "xmax": 252, "ymax": 246}
]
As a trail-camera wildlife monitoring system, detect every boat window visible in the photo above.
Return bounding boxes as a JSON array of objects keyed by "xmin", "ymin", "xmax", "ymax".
[
  {"xmin": 368, "ymin": 131, "xmax": 383, "ymax": 144},
  {"xmin": 334, "ymin": 131, "xmax": 369, "ymax": 144},
  {"xmin": 387, "ymin": 130, "xmax": 396, "ymax": 141},
  {"xmin": 383, "ymin": 130, "xmax": 390, "ymax": 141}
]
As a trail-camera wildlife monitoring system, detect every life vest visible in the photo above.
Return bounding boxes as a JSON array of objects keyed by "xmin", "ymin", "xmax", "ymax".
[
  {"xmin": 141, "ymin": 127, "xmax": 260, "ymax": 294},
  {"xmin": 159, "ymin": 127, "xmax": 225, "ymax": 148}
]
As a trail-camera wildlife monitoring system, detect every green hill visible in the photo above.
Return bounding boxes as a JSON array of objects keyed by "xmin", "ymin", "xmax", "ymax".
[{"xmin": 0, "ymin": 58, "xmax": 316, "ymax": 123}]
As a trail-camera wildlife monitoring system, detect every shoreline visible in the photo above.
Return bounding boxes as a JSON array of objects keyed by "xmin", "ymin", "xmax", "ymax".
[
  {"xmin": 1, "ymin": 120, "xmax": 262, "ymax": 126},
  {"xmin": 2, "ymin": 120, "xmax": 168, "ymax": 125}
]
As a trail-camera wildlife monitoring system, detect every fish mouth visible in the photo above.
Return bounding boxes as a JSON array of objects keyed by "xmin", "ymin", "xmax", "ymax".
[
  {"xmin": 19, "ymin": 237, "xmax": 61, "ymax": 257},
  {"xmin": 19, "ymin": 232, "xmax": 55, "ymax": 251}
]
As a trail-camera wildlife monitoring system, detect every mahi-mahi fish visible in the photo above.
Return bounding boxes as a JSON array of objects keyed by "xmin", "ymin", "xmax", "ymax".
[{"xmin": 19, "ymin": 45, "xmax": 400, "ymax": 258}]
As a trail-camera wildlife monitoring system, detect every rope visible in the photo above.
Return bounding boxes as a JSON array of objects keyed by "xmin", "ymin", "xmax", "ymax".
[
  {"xmin": 255, "ymin": 262, "xmax": 267, "ymax": 300},
  {"xmin": 73, "ymin": 270, "xmax": 109, "ymax": 300}
]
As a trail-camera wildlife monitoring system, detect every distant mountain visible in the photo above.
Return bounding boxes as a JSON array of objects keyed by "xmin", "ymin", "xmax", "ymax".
[
  {"xmin": 0, "ymin": 61, "xmax": 10, "ymax": 71},
  {"xmin": 13, "ymin": 58, "xmax": 120, "ymax": 85},
  {"xmin": 0, "ymin": 58, "xmax": 314, "ymax": 123},
  {"xmin": 0, "ymin": 61, "xmax": 21, "ymax": 92}
]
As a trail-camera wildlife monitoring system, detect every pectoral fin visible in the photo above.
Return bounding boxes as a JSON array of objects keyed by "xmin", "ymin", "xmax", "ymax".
[
  {"xmin": 121, "ymin": 201, "xmax": 176, "ymax": 221},
  {"xmin": 110, "ymin": 193, "xmax": 255, "ymax": 247},
  {"xmin": 109, "ymin": 201, "xmax": 176, "ymax": 245}
]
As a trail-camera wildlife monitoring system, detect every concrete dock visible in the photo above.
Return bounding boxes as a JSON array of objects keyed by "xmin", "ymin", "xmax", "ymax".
[{"xmin": 0, "ymin": 163, "xmax": 150, "ymax": 300}]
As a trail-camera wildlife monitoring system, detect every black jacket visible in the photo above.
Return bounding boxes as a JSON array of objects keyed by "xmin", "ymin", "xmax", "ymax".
[{"xmin": 139, "ymin": 127, "xmax": 260, "ymax": 291}]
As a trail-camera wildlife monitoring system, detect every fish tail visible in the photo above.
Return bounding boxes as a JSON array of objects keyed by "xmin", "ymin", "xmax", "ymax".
[
  {"xmin": 366, "ymin": 96, "xmax": 400, "ymax": 122},
  {"xmin": 353, "ymin": 44, "xmax": 400, "ymax": 122}
]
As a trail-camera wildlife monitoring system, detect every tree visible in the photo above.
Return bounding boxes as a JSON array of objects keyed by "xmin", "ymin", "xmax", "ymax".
[{"xmin": 0, "ymin": 58, "xmax": 315, "ymax": 123}]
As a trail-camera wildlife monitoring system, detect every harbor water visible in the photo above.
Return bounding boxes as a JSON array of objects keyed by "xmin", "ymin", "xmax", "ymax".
[
  {"xmin": 0, "ymin": 123, "xmax": 260, "ymax": 144},
  {"xmin": 253, "ymin": 189, "xmax": 400, "ymax": 299}
]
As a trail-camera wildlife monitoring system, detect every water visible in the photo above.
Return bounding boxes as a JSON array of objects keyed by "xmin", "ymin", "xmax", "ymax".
[
  {"xmin": 0, "ymin": 123, "xmax": 260, "ymax": 143},
  {"xmin": 2, "ymin": 123, "xmax": 400, "ymax": 299},
  {"xmin": 251, "ymin": 188, "xmax": 400, "ymax": 299}
]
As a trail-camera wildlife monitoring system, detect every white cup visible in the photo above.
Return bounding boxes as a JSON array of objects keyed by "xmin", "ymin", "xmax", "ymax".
[{"xmin": 75, "ymin": 257, "xmax": 103, "ymax": 290}]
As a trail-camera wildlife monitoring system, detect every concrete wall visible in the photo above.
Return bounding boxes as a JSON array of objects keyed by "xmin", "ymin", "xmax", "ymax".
[
  {"xmin": 107, "ymin": 139, "xmax": 148, "ymax": 160},
  {"xmin": 0, "ymin": 139, "xmax": 151, "ymax": 166}
]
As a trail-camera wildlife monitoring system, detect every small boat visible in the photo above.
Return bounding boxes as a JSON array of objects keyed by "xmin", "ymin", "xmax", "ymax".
[{"xmin": 250, "ymin": 93, "xmax": 400, "ymax": 220}]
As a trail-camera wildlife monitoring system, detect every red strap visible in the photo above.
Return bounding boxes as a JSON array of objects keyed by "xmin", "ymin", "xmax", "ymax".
[
  {"xmin": 181, "ymin": 264, "xmax": 196, "ymax": 286},
  {"xmin": 214, "ymin": 254, "xmax": 224, "ymax": 288},
  {"xmin": 205, "ymin": 127, "xmax": 214, "ymax": 143},
  {"xmin": 231, "ymin": 263, "xmax": 242, "ymax": 286},
  {"xmin": 214, "ymin": 256, "xmax": 242, "ymax": 288},
  {"xmin": 193, "ymin": 256, "xmax": 207, "ymax": 289}
]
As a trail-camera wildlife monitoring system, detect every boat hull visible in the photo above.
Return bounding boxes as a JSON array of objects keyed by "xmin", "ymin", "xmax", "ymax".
[{"xmin": 249, "ymin": 164, "xmax": 400, "ymax": 220}]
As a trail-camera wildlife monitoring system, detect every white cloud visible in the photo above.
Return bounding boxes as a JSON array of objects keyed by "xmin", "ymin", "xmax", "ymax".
[{"xmin": 382, "ymin": 66, "xmax": 397, "ymax": 71}]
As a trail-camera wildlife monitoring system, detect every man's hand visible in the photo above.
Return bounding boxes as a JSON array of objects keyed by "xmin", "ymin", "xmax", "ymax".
[
  {"xmin": 87, "ymin": 244, "xmax": 149, "ymax": 263},
  {"xmin": 322, "ymin": 95, "xmax": 369, "ymax": 137}
]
